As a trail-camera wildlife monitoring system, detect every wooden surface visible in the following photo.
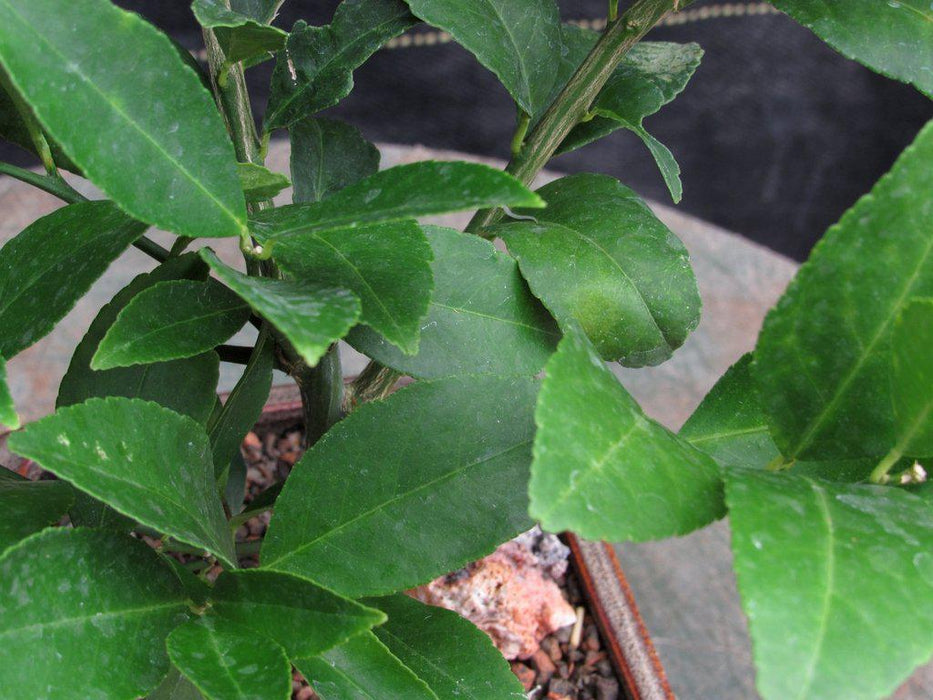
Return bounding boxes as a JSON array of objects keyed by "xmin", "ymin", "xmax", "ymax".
[{"xmin": 3, "ymin": 143, "xmax": 930, "ymax": 698}]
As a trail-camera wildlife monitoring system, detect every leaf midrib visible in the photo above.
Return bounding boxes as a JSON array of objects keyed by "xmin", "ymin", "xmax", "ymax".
[
  {"xmin": 0, "ymin": 600, "xmax": 183, "ymax": 639},
  {"xmin": 0, "ymin": 0, "xmax": 245, "ymax": 234},
  {"xmin": 99, "ymin": 300, "xmax": 249, "ymax": 366},
  {"xmin": 431, "ymin": 300, "xmax": 559, "ymax": 336},
  {"xmin": 282, "ymin": 233, "xmax": 406, "ymax": 341},
  {"xmin": 265, "ymin": 439, "xmax": 530, "ymax": 568},
  {"xmin": 795, "ymin": 480, "xmax": 836, "ymax": 699},
  {"xmin": 789, "ymin": 227, "xmax": 933, "ymax": 457}
]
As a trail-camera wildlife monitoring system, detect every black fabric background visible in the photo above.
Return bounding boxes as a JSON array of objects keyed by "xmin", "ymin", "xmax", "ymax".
[{"xmin": 5, "ymin": 1, "xmax": 931, "ymax": 261}]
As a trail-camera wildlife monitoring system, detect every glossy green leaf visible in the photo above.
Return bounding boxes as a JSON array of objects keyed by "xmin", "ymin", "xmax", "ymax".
[
  {"xmin": 238, "ymin": 162, "xmax": 291, "ymax": 202},
  {"xmin": 167, "ymin": 617, "xmax": 291, "ymax": 700},
  {"xmin": 366, "ymin": 594, "xmax": 525, "ymax": 699},
  {"xmin": 754, "ymin": 121, "xmax": 933, "ymax": 460},
  {"xmin": 9, "ymin": 398, "xmax": 236, "ymax": 567},
  {"xmin": 0, "ymin": 474, "xmax": 72, "ymax": 553},
  {"xmin": 207, "ymin": 329, "xmax": 273, "ymax": 485},
  {"xmin": 404, "ymin": 0, "xmax": 561, "ymax": 118},
  {"xmin": 680, "ymin": 355, "xmax": 777, "ymax": 470},
  {"xmin": 263, "ymin": 376, "xmax": 537, "ymax": 597},
  {"xmin": 496, "ymin": 173, "xmax": 700, "ymax": 367},
  {"xmin": 726, "ymin": 469, "xmax": 933, "ymax": 700},
  {"xmin": 271, "ymin": 220, "xmax": 431, "ymax": 354},
  {"xmin": 58, "ymin": 253, "xmax": 219, "ymax": 424},
  {"xmin": 290, "ymin": 117, "xmax": 380, "ymax": 204},
  {"xmin": 0, "ymin": 529, "xmax": 190, "ymax": 698},
  {"xmin": 296, "ymin": 632, "xmax": 437, "ymax": 700},
  {"xmin": 348, "ymin": 225, "xmax": 559, "ymax": 378},
  {"xmin": 210, "ymin": 569, "xmax": 385, "ymax": 658},
  {"xmin": 0, "ymin": 357, "xmax": 16, "ymax": 429},
  {"xmin": 93, "ymin": 279, "xmax": 250, "ymax": 370},
  {"xmin": 771, "ymin": 0, "xmax": 933, "ymax": 98},
  {"xmin": 230, "ymin": 0, "xmax": 283, "ymax": 23},
  {"xmin": 265, "ymin": 0, "xmax": 417, "ymax": 129},
  {"xmin": 148, "ymin": 667, "xmax": 205, "ymax": 700},
  {"xmin": 532, "ymin": 327, "xmax": 723, "ymax": 541},
  {"xmin": 557, "ymin": 31, "xmax": 703, "ymax": 203},
  {"xmin": 0, "ymin": 201, "xmax": 145, "ymax": 359},
  {"xmin": 201, "ymin": 249, "xmax": 361, "ymax": 366},
  {"xmin": 193, "ymin": 0, "xmax": 287, "ymax": 64},
  {"xmin": 892, "ymin": 299, "xmax": 933, "ymax": 457},
  {"xmin": 0, "ymin": 0, "xmax": 248, "ymax": 239},
  {"xmin": 253, "ymin": 160, "xmax": 544, "ymax": 243},
  {"xmin": 681, "ymin": 355, "xmax": 876, "ymax": 481}
]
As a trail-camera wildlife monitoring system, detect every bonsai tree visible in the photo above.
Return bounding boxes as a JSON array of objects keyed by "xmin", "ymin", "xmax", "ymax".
[{"xmin": 0, "ymin": 0, "xmax": 930, "ymax": 698}]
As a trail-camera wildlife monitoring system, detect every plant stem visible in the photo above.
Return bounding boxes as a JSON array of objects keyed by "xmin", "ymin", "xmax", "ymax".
[
  {"xmin": 295, "ymin": 345, "xmax": 344, "ymax": 448},
  {"xmin": 202, "ymin": 28, "xmax": 262, "ymax": 166},
  {"xmin": 345, "ymin": 361, "xmax": 401, "ymax": 411},
  {"xmin": 466, "ymin": 0, "xmax": 684, "ymax": 234},
  {"xmin": 870, "ymin": 446, "xmax": 904, "ymax": 484},
  {"xmin": 510, "ymin": 110, "xmax": 530, "ymax": 157},
  {"xmin": 0, "ymin": 161, "xmax": 170, "ymax": 262},
  {"xmin": 0, "ymin": 161, "xmax": 84, "ymax": 203}
]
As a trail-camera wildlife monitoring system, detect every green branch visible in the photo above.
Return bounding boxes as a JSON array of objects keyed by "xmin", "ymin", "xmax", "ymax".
[{"xmin": 466, "ymin": 0, "xmax": 686, "ymax": 234}]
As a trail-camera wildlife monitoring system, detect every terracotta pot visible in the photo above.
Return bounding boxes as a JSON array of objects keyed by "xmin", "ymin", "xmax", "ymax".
[{"xmin": 255, "ymin": 385, "xmax": 672, "ymax": 700}]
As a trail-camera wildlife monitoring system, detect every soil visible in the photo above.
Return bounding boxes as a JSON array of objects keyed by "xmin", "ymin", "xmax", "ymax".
[{"xmin": 240, "ymin": 424, "xmax": 622, "ymax": 700}]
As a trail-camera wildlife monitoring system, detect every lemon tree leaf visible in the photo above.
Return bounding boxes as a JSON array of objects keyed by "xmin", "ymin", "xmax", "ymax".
[
  {"xmin": 0, "ymin": 0, "xmax": 247, "ymax": 239},
  {"xmin": 9, "ymin": 398, "xmax": 236, "ymax": 567}
]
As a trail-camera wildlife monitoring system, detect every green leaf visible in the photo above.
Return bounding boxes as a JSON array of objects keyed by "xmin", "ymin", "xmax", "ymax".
[
  {"xmin": 680, "ymin": 355, "xmax": 777, "ymax": 470},
  {"xmin": 230, "ymin": 0, "xmax": 283, "ymax": 24},
  {"xmin": 348, "ymin": 225, "xmax": 559, "ymax": 378},
  {"xmin": 754, "ymin": 120, "xmax": 933, "ymax": 460},
  {"xmin": 58, "ymin": 256, "xmax": 220, "ymax": 531},
  {"xmin": 253, "ymin": 160, "xmax": 544, "ymax": 243},
  {"xmin": 210, "ymin": 569, "xmax": 385, "ymax": 658},
  {"xmin": 148, "ymin": 667, "xmax": 205, "ymax": 700},
  {"xmin": 262, "ymin": 376, "xmax": 537, "ymax": 597},
  {"xmin": 201, "ymin": 249, "xmax": 361, "ymax": 366},
  {"xmin": 58, "ymin": 253, "xmax": 219, "ymax": 424},
  {"xmin": 0, "ymin": 528, "xmax": 190, "ymax": 698},
  {"xmin": 680, "ymin": 355, "xmax": 876, "ymax": 481},
  {"xmin": 192, "ymin": 0, "xmax": 287, "ymax": 64},
  {"xmin": 296, "ymin": 632, "xmax": 437, "ymax": 700},
  {"xmin": 0, "ymin": 474, "xmax": 73, "ymax": 553},
  {"xmin": 271, "ymin": 221, "xmax": 431, "ymax": 355},
  {"xmin": 532, "ymin": 327, "xmax": 723, "ymax": 541},
  {"xmin": 366, "ymin": 594, "xmax": 525, "ymax": 699},
  {"xmin": 265, "ymin": 0, "xmax": 417, "ymax": 130},
  {"xmin": 9, "ymin": 398, "xmax": 236, "ymax": 567},
  {"xmin": 726, "ymin": 469, "xmax": 933, "ymax": 700},
  {"xmin": 92, "ymin": 279, "xmax": 250, "ymax": 370},
  {"xmin": 207, "ymin": 329, "xmax": 273, "ymax": 485},
  {"xmin": 404, "ymin": 0, "xmax": 561, "ymax": 118},
  {"xmin": 290, "ymin": 117, "xmax": 380, "ymax": 204},
  {"xmin": 0, "ymin": 201, "xmax": 145, "ymax": 359},
  {"xmin": 238, "ymin": 162, "xmax": 291, "ymax": 203},
  {"xmin": 557, "ymin": 32, "xmax": 703, "ymax": 203},
  {"xmin": 771, "ymin": 0, "xmax": 933, "ymax": 98},
  {"xmin": 0, "ymin": 357, "xmax": 17, "ymax": 429},
  {"xmin": 892, "ymin": 299, "xmax": 933, "ymax": 457},
  {"xmin": 495, "ymin": 173, "xmax": 700, "ymax": 367},
  {"xmin": 0, "ymin": 0, "xmax": 248, "ymax": 239},
  {"xmin": 167, "ymin": 617, "xmax": 291, "ymax": 700}
]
